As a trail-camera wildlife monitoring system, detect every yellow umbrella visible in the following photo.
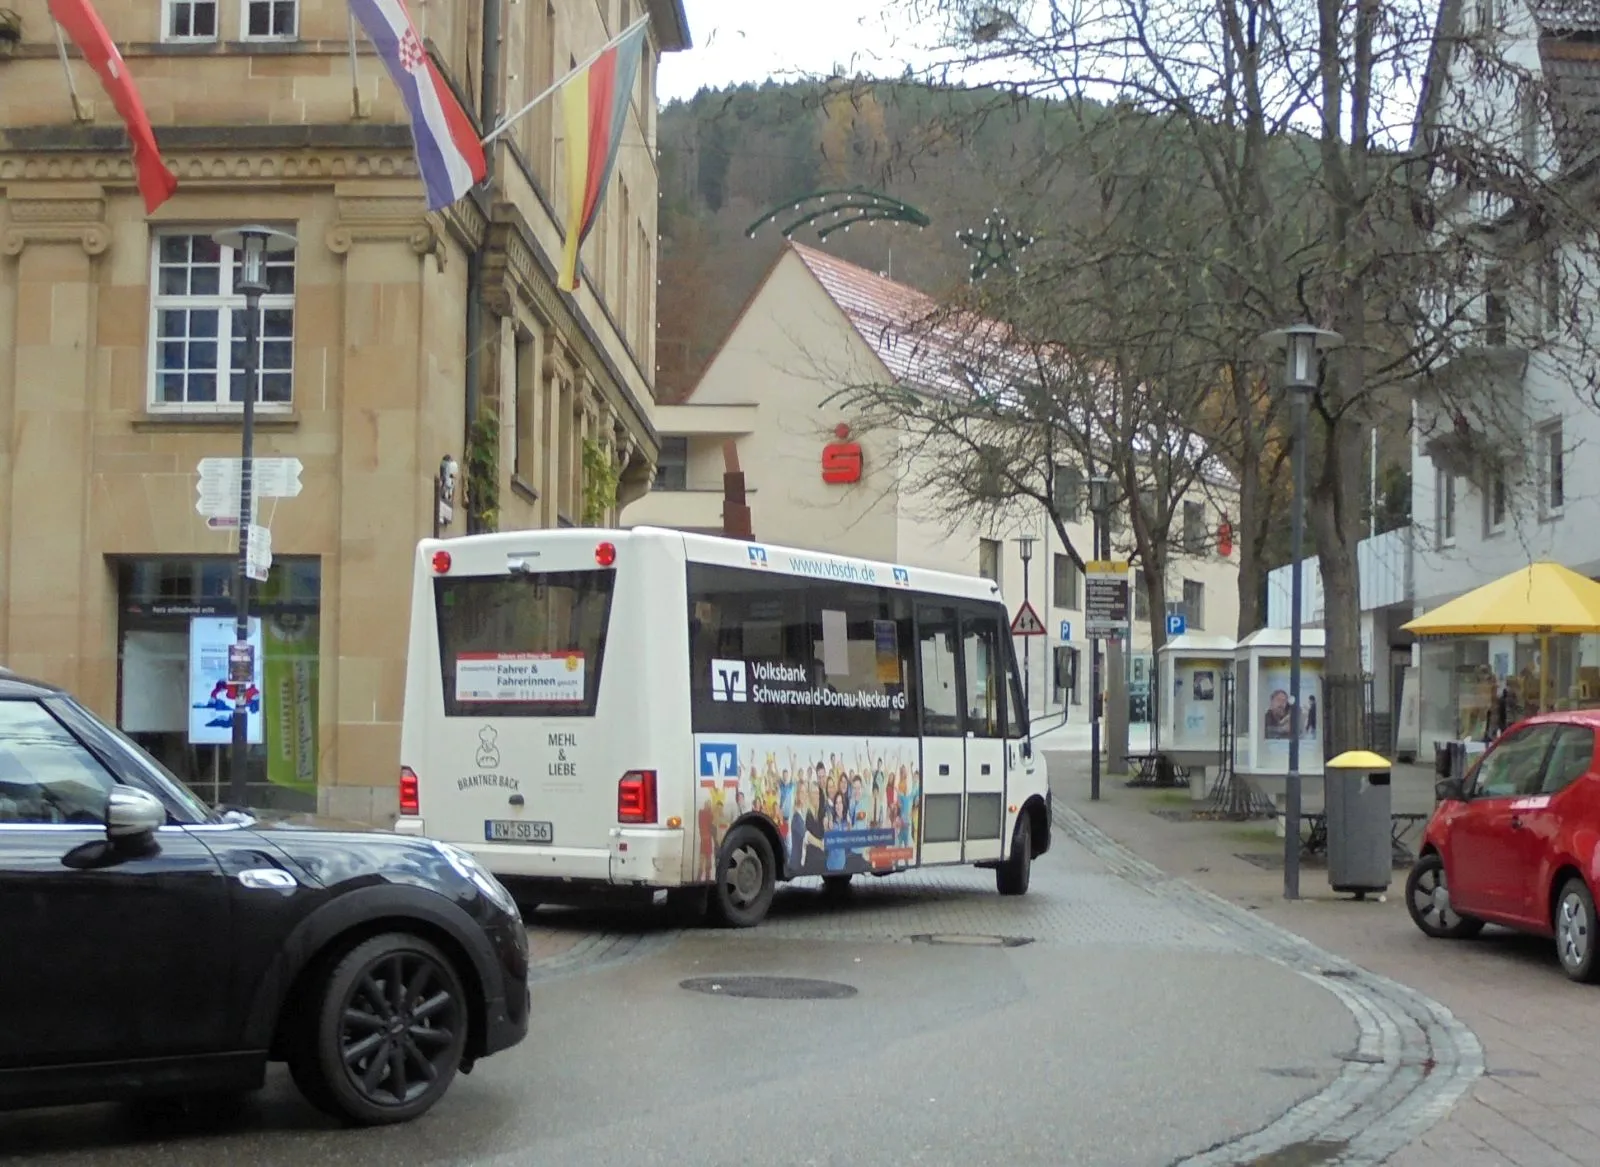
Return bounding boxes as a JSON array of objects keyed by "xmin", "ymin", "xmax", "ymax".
[
  {"xmin": 1402, "ymin": 561, "xmax": 1600, "ymax": 636},
  {"xmin": 1403, "ymin": 561, "xmax": 1600, "ymax": 715}
]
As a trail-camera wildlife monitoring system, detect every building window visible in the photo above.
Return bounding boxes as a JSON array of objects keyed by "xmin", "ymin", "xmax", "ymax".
[
  {"xmin": 243, "ymin": 0, "xmax": 297, "ymax": 39},
  {"xmin": 978, "ymin": 538, "xmax": 1002, "ymax": 584},
  {"xmin": 1437, "ymin": 468, "xmax": 1456, "ymax": 546},
  {"xmin": 163, "ymin": 0, "xmax": 217, "ymax": 41},
  {"xmin": 1052, "ymin": 464, "xmax": 1081, "ymax": 521},
  {"xmin": 1542, "ymin": 253, "xmax": 1562, "ymax": 333},
  {"xmin": 654, "ymin": 436, "xmax": 687, "ymax": 491},
  {"xmin": 1182, "ymin": 500, "xmax": 1206, "ymax": 555},
  {"xmin": 1484, "ymin": 284, "xmax": 1507, "ymax": 346},
  {"xmin": 1539, "ymin": 419, "xmax": 1564, "ymax": 515},
  {"xmin": 1052, "ymin": 554, "xmax": 1079, "ymax": 610},
  {"xmin": 1486, "ymin": 467, "xmax": 1507, "ymax": 534},
  {"xmin": 513, "ymin": 329, "xmax": 538, "ymax": 486},
  {"xmin": 150, "ymin": 233, "xmax": 296, "ymax": 412},
  {"xmin": 1182, "ymin": 578, "xmax": 1205, "ymax": 631}
]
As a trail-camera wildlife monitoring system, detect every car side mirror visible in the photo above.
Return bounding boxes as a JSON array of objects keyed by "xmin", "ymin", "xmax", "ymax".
[
  {"xmin": 1434, "ymin": 777, "xmax": 1466, "ymax": 804},
  {"xmin": 106, "ymin": 787, "xmax": 166, "ymax": 843}
]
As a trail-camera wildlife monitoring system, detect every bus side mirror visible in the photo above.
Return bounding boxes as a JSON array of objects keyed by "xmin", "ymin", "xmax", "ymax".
[{"xmin": 1022, "ymin": 739, "xmax": 1033, "ymax": 759}]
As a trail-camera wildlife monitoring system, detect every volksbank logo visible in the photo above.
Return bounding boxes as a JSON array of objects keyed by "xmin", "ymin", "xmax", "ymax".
[
  {"xmin": 711, "ymin": 659, "xmax": 747, "ymax": 702},
  {"xmin": 699, "ymin": 742, "xmax": 737, "ymax": 779},
  {"xmin": 747, "ymin": 546, "xmax": 769, "ymax": 568}
]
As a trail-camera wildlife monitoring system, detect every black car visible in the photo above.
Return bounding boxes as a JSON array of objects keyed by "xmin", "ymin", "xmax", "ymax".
[{"xmin": 0, "ymin": 672, "xmax": 529, "ymax": 1126}]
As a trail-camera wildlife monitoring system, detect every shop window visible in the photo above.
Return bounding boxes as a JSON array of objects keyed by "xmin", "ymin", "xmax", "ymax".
[
  {"xmin": 150, "ymin": 232, "xmax": 296, "ymax": 412},
  {"xmin": 163, "ymin": 0, "xmax": 217, "ymax": 40},
  {"xmin": 243, "ymin": 0, "xmax": 297, "ymax": 39},
  {"xmin": 116, "ymin": 556, "xmax": 320, "ymax": 813}
]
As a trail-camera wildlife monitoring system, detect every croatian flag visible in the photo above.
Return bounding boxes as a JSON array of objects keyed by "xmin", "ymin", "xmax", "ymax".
[{"xmin": 348, "ymin": 0, "xmax": 486, "ymax": 211}]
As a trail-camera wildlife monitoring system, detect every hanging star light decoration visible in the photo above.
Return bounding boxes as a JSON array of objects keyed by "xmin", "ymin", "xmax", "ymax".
[
  {"xmin": 746, "ymin": 187, "xmax": 932, "ymax": 243},
  {"xmin": 958, "ymin": 210, "xmax": 1034, "ymax": 280}
]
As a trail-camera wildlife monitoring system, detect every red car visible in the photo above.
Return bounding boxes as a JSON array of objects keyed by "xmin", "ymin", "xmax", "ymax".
[{"xmin": 1406, "ymin": 710, "xmax": 1600, "ymax": 982}]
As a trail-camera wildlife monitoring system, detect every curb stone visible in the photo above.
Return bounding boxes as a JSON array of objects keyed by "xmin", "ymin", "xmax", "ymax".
[{"xmin": 1048, "ymin": 801, "xmax": 1484, "ymax": 1167}]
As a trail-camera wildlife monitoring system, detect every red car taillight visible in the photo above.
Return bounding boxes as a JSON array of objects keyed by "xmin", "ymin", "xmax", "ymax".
[
  {"xmin": 617, "ymin": 770, "xmax": 658, "ymax": 824},
  {"xmin": 399, "ymin": 766, "xmax": 420, "ymax": 815}
]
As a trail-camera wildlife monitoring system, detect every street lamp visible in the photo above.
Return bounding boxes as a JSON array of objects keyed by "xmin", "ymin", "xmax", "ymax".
[
  {"xmin": 1015, "ymin": 535, "xmax": 1036, "ymax": 718},
  {"xmin": 1088, "ymin": 475, "xmax": 1112, "ymax": 801},
  {"xmin": 1261, "ymin": 322, "xmax": 1343, "ymax": 900},
  {"xmin": 212, "ymin": 224, "xmax": 297, "ymax": 810}
]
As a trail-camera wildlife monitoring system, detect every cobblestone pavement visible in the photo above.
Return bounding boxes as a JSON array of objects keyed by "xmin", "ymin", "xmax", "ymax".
[{"xmin": 1049, "ymin": 752, "xmax": 1600, "ymax": 1166}]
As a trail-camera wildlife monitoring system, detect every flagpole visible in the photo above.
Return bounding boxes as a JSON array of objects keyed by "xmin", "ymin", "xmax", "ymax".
[
  {"xmin": 481, "ymin": 13, "xmax": 649, "ymax": 145},
  {"xmin": 49, "ymin": 19, "xmax": 89, "ymax": 122}
]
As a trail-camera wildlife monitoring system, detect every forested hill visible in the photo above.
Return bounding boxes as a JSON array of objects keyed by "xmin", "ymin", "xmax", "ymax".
[{"xmin": 655, "ymin": 80, "xmax": 1098, "ymax": 402}]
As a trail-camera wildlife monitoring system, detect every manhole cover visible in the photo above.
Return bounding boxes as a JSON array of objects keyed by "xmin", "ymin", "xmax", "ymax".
[
  {"xmin": 680, "ymin": 976, "xmax": 857, "ymax": 1000},
  {"xmin": 910, "ymin": 933, "xmax": 1035, "ymax": 948}
]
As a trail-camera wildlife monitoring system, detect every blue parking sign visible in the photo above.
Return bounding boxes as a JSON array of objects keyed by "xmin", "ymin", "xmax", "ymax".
[
  {"xmin": 1166, "ymin": 612, "xmax": 1186, "ymax": 637},
  {"xmin": 1059, "ymin": 620, "xmax": 1071, "ymax": 641}
]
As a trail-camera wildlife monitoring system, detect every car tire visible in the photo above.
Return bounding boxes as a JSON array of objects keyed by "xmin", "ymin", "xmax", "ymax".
[
  {"xmin": 1554, "ymin": 876, "xmax": 1600, "ymax": 984},
  {"xmin": 288, "ymin": 932, "xmax": 470, "ymax": 1126},
  {"xmin": 996, "ymin": 812, "xmax": 1032, "ymax": 897},
  {"xmin": 710, "ymin": 824, "xmax": 776, "ymax": 928},
  {"xmin": 1404, "ymin": 853, "xmax": 1484, "ymax": 940}
]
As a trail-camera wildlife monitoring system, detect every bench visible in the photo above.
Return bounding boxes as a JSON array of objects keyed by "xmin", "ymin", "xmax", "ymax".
[
  {"xmin": 1123, "ymin": 752, "xmax": 1190, "ymax": 788},
  {"xmin": 1298, "ymin": 811, "xmax": 1431, "ymax": 864}
]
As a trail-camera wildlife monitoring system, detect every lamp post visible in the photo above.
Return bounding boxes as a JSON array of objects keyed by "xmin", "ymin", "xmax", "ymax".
[
  {"xmin": 212, "ymin": 225, "xmax": 297, "ymax": 810},
  {"xmin": 1089, "ymin": 475, "xmax": 1111, "ymax": 801},
  {"xmin": 1262, "ymin": 322, "xmax": 1343, "ymax": 900},
  {"xmin": 1016, "ymin": 535, "xmax": 1036, "ymax": 718}
]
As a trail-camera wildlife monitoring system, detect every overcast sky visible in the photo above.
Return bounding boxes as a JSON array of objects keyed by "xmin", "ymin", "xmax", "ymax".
[{"xmin": 656, "ymin": 0, "xmax": 938, "ymax": 103}]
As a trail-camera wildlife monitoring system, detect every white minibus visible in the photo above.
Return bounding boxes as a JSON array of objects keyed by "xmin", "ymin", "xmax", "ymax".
[{"xmin": 396, "ymin": 527, "xmax": 1051, "ymax": 926}]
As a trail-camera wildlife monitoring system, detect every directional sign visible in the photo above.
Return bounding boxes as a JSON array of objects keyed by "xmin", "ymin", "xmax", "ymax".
[
  {"xmin": 1085, "ymin": 560, "xmax": 1131, "ymax": 640},
  {"xmin": 196, "ymin": 457, "xmax": 304, "ymax": 517},
  {"xmin": 1059, "ymin": 620, "xmax": 1072, "ymax": 642},
  {"xmin": 1010, "ymin": 599, "xmax": 1047, "ymax": 637},
  {"xmin": 1166, "ymin": 612, "xmax": 1187, "ymax": 638},
  {"xmin": 245, "ymin": 524, "xmax": 272, "ymax": 583}
]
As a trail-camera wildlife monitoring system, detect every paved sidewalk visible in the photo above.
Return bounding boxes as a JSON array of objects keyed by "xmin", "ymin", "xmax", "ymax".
[{"xmin": 1044, "ymin": 750, "xmax": 1600, "ymax": 1167}]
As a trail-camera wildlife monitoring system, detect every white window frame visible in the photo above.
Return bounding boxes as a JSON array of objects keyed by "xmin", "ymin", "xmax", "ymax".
[
  {"xmin": 1437, "ymin": 469, "xmax": 1457, "ymax": 547},
  {"xmin": 146, "ymin": 231, "xmax": 297, "ymax": 416},
  {"xmin": 162, "ymin": 0, "xmax": 219, "ymax": 42},
  {"xmin": 1182, "ymin": 578, "xmax": 1205, "ymax": 631},
  {"xmin": 1486, "ymin": 466, "xmax": 1508, "ymax": 535},
  {"xmin": 240, "ymin": 0, "xmax": 299, "ymax": 42},
  {"xmin": 1538, "ymin": 419, "xmax": 1565, "ymax": 518}
]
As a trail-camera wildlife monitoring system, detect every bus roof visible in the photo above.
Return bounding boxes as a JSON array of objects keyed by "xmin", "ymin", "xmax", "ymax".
[{"xmin": 418, "ymin": 526, "xmax": 1005, "ymax": 604}]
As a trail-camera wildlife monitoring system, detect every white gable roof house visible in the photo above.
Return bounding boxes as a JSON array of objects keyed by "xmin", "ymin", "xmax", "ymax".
[{"xmin": 627, "ymin": 242, "xmax": 1241, "ymax": 728}]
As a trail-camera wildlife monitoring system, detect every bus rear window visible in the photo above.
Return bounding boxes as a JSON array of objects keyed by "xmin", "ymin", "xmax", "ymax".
[{"xmin": 435, "ymin": 572, "xmax": 615, "ymax": 717}]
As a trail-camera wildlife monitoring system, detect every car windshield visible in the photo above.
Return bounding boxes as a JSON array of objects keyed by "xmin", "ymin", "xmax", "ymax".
[{"xmin": 96, "ymin": 716, "xmax": 217, "ymax": 824}]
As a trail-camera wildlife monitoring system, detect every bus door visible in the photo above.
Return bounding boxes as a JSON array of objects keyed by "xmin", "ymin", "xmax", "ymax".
[
  {"xmin": 957, "ymin": 604, "xmax": 1006, "ymax": 863},
  {"xmin": 915, "ymin": 603, "xmax": 965, "ymax": 865}
]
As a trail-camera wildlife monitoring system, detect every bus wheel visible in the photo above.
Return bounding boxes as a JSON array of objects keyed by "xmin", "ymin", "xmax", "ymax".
[
  {"xmin": 711, "ymin": 825, "xmax": 776, "ymax": 928},
  {"xmin": 996, "ymin": 813, "xmax": 1032, "ymax": 897}
]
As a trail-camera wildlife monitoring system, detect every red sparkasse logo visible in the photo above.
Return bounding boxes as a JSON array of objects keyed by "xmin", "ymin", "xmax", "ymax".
[{"xmin": 821, "ymin": 423, "xmax": 863, "ymax": 484}]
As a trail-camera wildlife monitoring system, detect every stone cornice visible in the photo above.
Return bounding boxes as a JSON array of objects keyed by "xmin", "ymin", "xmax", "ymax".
[
  {"xmin": 0, "ymin": 148, "xmax": 420, "ymax": 187},
  {"xmin": 2, "ymin": 187, "xmax": 109, "ymax": 255}
]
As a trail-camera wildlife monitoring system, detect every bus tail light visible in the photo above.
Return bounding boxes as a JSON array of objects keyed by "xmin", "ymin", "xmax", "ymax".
[
  {"xmin": 399, "ymin": 766, "xmax": 421, "ymax": 815},
  {"xmin": 617, "ymin": 770, "xmax": 657, "ymax": 824},
  {"xmin": 431, "ymin": 550, "xmax": 452, "ymax": 574},
  {"xmin": 595, "ymin": 541, "xmax": 617, "ymax": 567}
]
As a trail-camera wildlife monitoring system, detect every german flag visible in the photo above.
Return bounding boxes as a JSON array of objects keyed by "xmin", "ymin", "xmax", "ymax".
[{"xmin": 559, "ymin": 17, "xmax": 649, "ymax": 292}]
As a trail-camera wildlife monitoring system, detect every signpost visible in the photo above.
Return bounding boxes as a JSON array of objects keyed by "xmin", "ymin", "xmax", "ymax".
[
  {"xmin": 1059, "ymin": 620, "xmax": 1072, "ymax": 642},
  {"xmin": 1167, "ymin": 612, "xmax": 1187, "ymax": 638},
  {"xmin": 1010, "ymin": 600, "xmax": 1046, "ymax": 637},
  {"xmin": 1085, "ymin": 560, "xmax": 1131, "ymax": 640}
]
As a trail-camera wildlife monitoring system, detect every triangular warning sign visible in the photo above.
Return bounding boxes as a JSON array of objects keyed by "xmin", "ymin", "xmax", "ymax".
[{"xmin": 1010, "ymin": 600, "xmax": 1047, "ymax": 636}]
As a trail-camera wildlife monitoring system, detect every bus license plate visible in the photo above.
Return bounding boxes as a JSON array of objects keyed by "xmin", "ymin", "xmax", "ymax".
[{"xmin": 485, "ymin": 819, "xmax": 553, "ymax": 844}]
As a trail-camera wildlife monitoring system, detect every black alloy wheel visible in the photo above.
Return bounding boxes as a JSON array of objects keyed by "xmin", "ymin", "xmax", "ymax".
[{"xmin": 291, "ymin": 932, "xmax": 469, "ymax": 1126}]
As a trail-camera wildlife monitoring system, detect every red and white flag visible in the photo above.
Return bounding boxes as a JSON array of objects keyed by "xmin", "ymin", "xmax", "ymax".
[{"xmin": 48, "ymin": 0, "xmax": 177, "ymax": 213}]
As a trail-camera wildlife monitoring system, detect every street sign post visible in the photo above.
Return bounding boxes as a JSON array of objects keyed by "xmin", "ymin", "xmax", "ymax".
[
  {"xmin": 1085, "ymin": 560, "xmax": 1130, "ymax": 639},
  {"xmin": 1166, "ymin": 612, "xmax": 1187, "ymax": 638},
  {"xmin": 245, "ymin": 524, "xmax": 272, "ymax": 583},
  {"xmin": 1010, "ymin": 600, "xmax": 1046, "ymax": 637},
  {"xmin": 196, "ymin": 456, "xmax": 303, "ymax": 510}
]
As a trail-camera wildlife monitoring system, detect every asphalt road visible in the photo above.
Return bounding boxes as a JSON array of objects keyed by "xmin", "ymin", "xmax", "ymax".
[{"xmin": 0, "ymin": 832, "xmax": 1359, "ymax": 1167}]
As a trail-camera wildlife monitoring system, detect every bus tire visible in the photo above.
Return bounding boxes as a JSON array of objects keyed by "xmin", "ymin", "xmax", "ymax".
[
  {"xmin": 710, "ymin": 824, "xmax": 776, "ymax": 928},
  {"xmin": 996, "ymin": 813, "xmax": 1032, "ymax": 897}
]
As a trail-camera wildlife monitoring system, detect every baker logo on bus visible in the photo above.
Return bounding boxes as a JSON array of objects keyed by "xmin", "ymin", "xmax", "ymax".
[{"xmin": 747, "ymin": 546, "xmax": 769, "ymax": 568}]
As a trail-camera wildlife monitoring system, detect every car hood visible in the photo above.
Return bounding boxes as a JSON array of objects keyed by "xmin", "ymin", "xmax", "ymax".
[{"xmin": 235, "ymin": 816, "xmax": 464, "ymax": 895}]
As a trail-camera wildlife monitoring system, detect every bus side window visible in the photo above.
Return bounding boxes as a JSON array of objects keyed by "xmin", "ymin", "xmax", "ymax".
[{"xmin": 915, "ymin": 605, "xmax": 962, "ymax": 737}]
